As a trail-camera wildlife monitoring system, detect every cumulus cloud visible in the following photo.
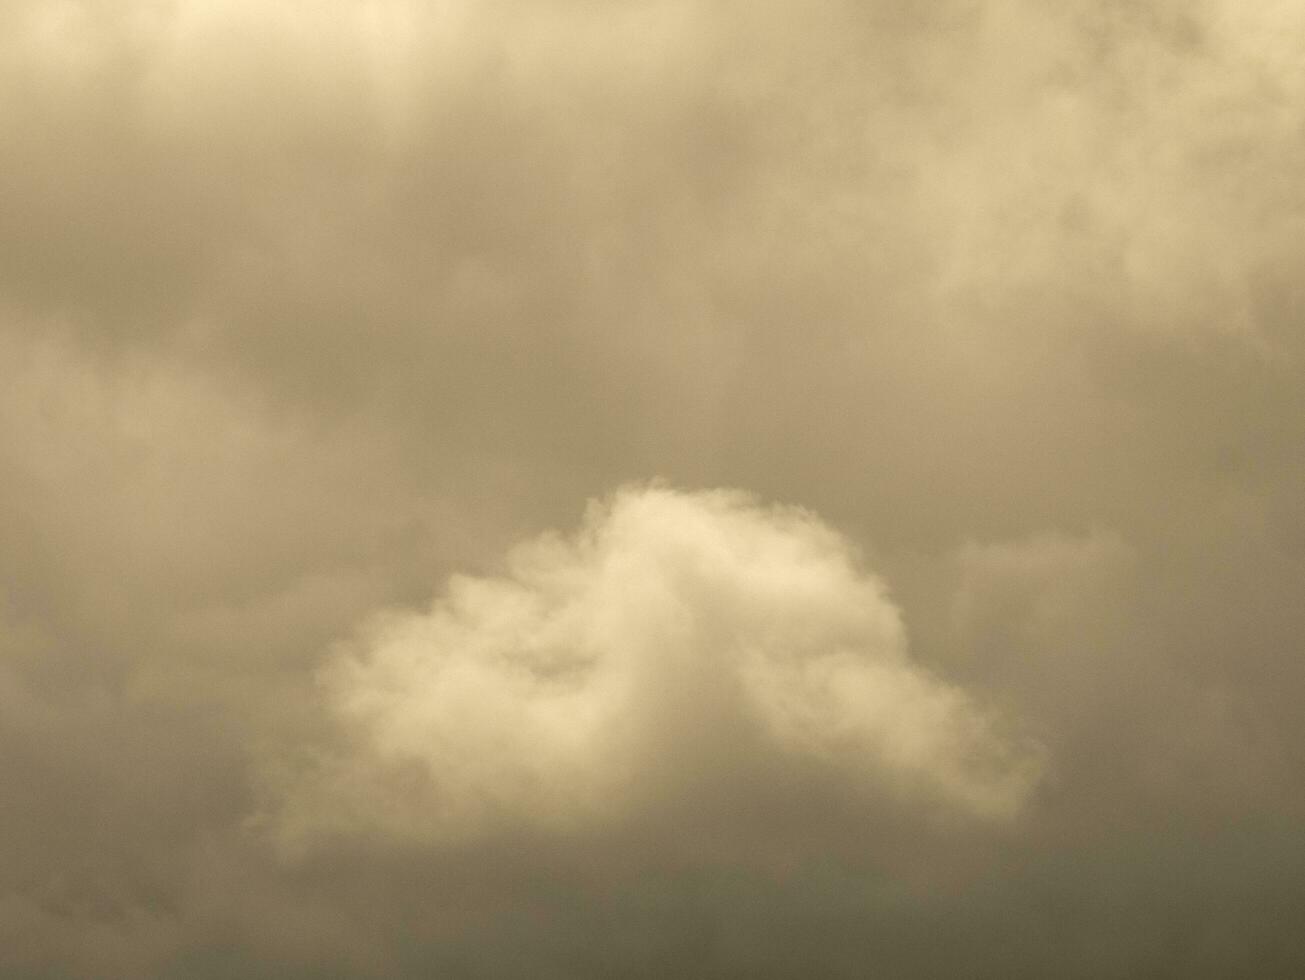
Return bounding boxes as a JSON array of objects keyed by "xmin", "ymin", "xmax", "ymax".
[{"xmin": 269, "ymin": 486, "xmax": 1041, "ymax": 850}]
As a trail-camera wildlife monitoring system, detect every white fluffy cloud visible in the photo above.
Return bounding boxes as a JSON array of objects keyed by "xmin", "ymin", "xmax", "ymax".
[{"xmin": 269, "ymin": 486, "xmax": 1042, "ymax": 849}]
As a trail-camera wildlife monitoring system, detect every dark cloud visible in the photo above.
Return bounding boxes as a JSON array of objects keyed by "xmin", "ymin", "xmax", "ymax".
[{"xmin": 2, "ymin": 0, "xmax": 1305, "ymax": 975}]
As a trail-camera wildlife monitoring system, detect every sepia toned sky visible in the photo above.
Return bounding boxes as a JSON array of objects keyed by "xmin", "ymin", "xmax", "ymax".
[{"xmin": 3, "ymin": 1, "xmax": 1305, "ymax": 976}]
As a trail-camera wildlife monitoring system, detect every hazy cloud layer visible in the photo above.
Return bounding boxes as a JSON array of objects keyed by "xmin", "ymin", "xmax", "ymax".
[{"xmin": 3, "ymin": 0, "xmax": 1305, "ymax": 976}]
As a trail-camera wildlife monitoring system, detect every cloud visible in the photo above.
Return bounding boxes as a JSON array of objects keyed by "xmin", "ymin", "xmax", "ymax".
[
  {"xmin": 2, "ymin": 0, "xmax": 1305, "ymax": 974},
  {"xmin": 268, "ymin": 486, "xmax": 1041, "ymax": 850}
]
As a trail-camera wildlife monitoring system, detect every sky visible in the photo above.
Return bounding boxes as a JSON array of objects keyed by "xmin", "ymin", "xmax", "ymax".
[{"xmin": 2, "ymin": 1, "xmax": 1305, "ymax": 976}]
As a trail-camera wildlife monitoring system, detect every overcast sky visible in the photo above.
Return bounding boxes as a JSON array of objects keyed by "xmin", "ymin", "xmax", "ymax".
[{"xmin": 3, "ymin": 1, "xmax": 1305, "ymax": 977}]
